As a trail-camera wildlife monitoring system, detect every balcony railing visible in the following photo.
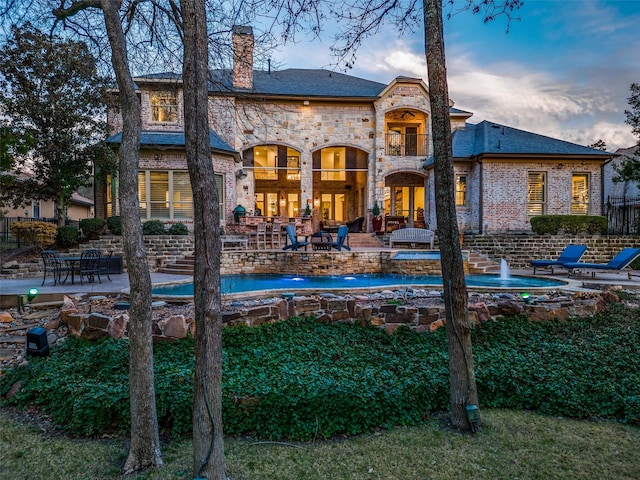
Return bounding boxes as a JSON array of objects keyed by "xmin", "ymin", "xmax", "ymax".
[{"xmin": 385, "ymin": 133, "xmax": 429, "ymax": 156}]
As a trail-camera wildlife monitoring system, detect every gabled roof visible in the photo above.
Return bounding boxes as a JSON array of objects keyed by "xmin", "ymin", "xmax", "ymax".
[{"xmin": 105, "ymin": 130, "xmax": 237, "ymax": 155}]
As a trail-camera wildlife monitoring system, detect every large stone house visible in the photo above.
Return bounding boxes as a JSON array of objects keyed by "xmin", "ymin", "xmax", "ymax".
[{"xmin": 101, "ymin": 26, "xmax": 612, "ymax": 234}]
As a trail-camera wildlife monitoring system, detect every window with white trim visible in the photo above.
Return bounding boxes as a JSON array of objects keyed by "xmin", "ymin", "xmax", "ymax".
[
  {"xmin": 150, "ymin": 91, "xmax": 178, "ymax": 123},
  {"xmin": 571, "ymin": 174, "xmax": 589, "ymax": 215},
  {"xmin": 138, "ymin": 170, "xmax": 225, "ymax": 221},
  {"xmin": 455, "ymin": 175, "xmax": 467, "ymax": 206},
  {"xmin": 527, "ymin": 172, "xmax": 546, "ymax": 216}
]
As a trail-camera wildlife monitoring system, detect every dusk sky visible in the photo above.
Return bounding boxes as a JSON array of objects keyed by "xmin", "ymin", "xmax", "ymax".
[{"xmin": 265, "ymin": 0, "xmax": 639, "ymax": 151}]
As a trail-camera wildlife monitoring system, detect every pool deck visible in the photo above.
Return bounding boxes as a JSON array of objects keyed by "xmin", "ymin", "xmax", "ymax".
[{"xmin": 2, "ymin": 268, "xmax": 639, "ymax": 301}]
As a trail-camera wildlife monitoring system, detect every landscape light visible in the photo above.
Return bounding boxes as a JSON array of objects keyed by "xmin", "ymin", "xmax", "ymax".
[
  {"xmin": 520, "ymin": 292, "xmax": 531, "ymax": 303},
  {"xmin": 17, "ymin": 287, "xmax": 39, "ymax": 313}
]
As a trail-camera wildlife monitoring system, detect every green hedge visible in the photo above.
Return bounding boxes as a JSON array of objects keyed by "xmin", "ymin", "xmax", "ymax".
[
  {"xmin": 56, "ymin": 226, "xmax": 78, "ymax": 248},
  {"xmin": 2, "ymin": 306, "xmax": 639, "ymax": 439},
  {"xmin": 79, "ymin": 218, "xmax": 105, "ymax": 238},
  {"xmin": 106, "ymin": 216, "xmax": 122, "ymax": 235},
  {"xmin": 168, "ymin": 223, "xmax": 189, "ymax": 235},
  {"xmin": 142, "ymin": 219, "xmax": 166, "ymax": 235},
  {"xmin": 530, "ymin": 215, "xmax": 608, "ymax": 234}
]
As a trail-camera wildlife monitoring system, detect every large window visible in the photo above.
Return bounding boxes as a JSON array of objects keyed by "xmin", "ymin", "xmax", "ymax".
[
  {"xmin": 455, "ymin": 175, "xmax": 467, "ymax": 206},
  {"xmin": 571, "ymin": 174, "xmax": 589, "ymax": 215},
  {"xmin": 150, "ymin": 91, "xmax": 178, "ymax": 123},
  {"xmin": 527, "ymin": 172, "xmax": 546, "ymax": 216},
  {"xmin": 254, "ymin": 146, "xmax": 278, "ymax": 180},
  {"xmin": 321, "ymin": 147, "xmax": 346, "ymax": 181}
]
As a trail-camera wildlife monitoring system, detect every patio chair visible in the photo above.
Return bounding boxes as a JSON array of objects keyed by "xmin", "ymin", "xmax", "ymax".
[
  {"xmin": 529, "ymin": 244, "xmax": 587, "ymax": 274},
  {"xmin": 41, "ymin": 250, "xmax": 69, "ymax": 285},
  {"xmin": 79, "ymin": 249, "xmax": 102, "ymax": 285},
  {"xmin": 562, "ymin": 247, "xmax": 640, "ymax": 279},
  {"xmin": 331, "ymin": 225, "xmax": 351, "ymax": 251},
  {"xmin": 249, "ymin": 222, "xmax": 268, "ymax": 249},
  {"xmin": 346, "ymin": 217, "xmax": 365, "ymax": 233},
  {"xmin": 98, "ymin": 249, "xmax": 114, "ymax": 281},
  {"xmin": 282, "ymin": 224, "xmax": 309, "ymax": 251}
]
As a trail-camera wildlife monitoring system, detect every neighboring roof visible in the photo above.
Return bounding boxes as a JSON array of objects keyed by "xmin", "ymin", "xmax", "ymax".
[
  {"xmin": 105, "ymin": 130, "xmax": 237, "ymax": 155},
  {"xmin": 423, "ymin": 120, "xmax": 613, "ymax": 168},
  {"xmin": 70, "ymin": 192, "xmax": 94, "ymax": 207}
]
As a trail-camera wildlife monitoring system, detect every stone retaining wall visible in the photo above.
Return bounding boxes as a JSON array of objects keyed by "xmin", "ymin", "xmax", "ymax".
[
  {"xmin": 462, "ymin": 234, "xmax": 640, "ymax": 269},
  {"xmin": 63, "ymin": 289, "xmax": 618, "ymax": 342},
  {"xmin": 4, "ymin": 233, "xmax": 640, "ymax": 279}
]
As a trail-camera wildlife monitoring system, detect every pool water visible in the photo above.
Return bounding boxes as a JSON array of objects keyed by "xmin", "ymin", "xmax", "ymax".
[{"xmin": 152, "ymin": 273, "xmax": 567, "ymax": 297}]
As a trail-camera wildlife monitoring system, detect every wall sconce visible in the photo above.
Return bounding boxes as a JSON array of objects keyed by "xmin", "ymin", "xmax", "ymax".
[
  {"xmin": 314, "ymin": 196, "xmax": 319, "ymax": 207},
  {"xmin": 303, "ymin": 100, "xmax": 310, "ymax": 106},
  {"xmin": 280, "ymin": 196, "xmax": 286, "ymax": 206}
]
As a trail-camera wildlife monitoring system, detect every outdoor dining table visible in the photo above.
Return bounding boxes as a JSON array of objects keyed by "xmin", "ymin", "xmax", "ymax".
[{"xmin": 58, "ymin": 256, "xmax": 83, "ymax": 285}]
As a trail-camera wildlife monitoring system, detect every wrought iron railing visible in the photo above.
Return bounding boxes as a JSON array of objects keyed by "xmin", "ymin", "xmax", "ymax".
[
  {"xmin": 385, "ymin": 133, "xmax": 429, "ymax": 156},
  {"xmin": 606, "ymin": 195, "xmax": 640, "ymax": 235}
]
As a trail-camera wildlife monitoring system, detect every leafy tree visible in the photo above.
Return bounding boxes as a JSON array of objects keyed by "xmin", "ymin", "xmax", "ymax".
[
  {"xmin": 589, "ymin": 139, "xmax": 607, "ymax": 151},
  {"xmin": 0, "ymin": 24, "xmax": 109, "ymax": 226},
  {"xmin": 614, "ymin": 83, "xmax": 640, "ymax": 185}
]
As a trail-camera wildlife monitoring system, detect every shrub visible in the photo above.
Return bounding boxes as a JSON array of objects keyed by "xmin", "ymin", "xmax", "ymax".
[
  {"xmin": 168, "ymin": 223, "xmax": 189, "ymax": 235},
  {"xmin": 106, "ymin": 216, "xmax": 122, "ymax": 235},
  {"xmin": 10, "ymin": 221, "xmax": 57, "ymax": 248},
  {"xmin": 142, "ymin": 219, "xmax": 166, "ymax": 235},
  {"xmin": 56, "ymin": 226, "xmax": 79, "ymax": 248},
  {"xmin": 530, "ymin": 215, "xmax": 608, "ymax": 235},
  {"xmin": 79, "ymin": 218, "xmax": 105, "ymax": 239}
]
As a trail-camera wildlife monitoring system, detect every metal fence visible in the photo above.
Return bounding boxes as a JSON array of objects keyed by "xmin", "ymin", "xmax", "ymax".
[{"xmin": 605, "ymin": 196, "xmax": 640, "ymax": 235}]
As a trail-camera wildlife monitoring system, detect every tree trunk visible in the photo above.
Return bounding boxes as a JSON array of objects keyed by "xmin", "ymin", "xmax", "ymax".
[
  {"xmin": 181, "ymin": 1, "xmax": 226, "ymax": 478},
  {"xmin": 424, "ymin": 0, "xmax": 478, "ymax": 430},
  {"xmin": 101, "ymin": 0, "xmax": 163, "ymax": 472}
]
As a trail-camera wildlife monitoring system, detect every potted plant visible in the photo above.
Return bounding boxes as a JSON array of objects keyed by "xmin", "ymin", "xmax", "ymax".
[
  {"xmin": 303, "ymin": 204, "xmax": 312, "ymax": 217},
  {"xmin": 372, "ymin": 201, "xmax": 383, "ymax": 232}
]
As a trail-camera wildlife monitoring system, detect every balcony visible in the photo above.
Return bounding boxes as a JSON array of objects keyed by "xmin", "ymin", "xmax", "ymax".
[{"xmin": 385, "ymin": 133, "xmax": 429, "ymax": 157}]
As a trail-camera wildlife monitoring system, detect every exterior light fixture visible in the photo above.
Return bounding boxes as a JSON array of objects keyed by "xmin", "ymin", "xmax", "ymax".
[
  {"xmin": 17, "ymin": 288, "xmax": 39, "ymax": 313},
  {"xmin": 280, "ymin": 196, "xmax": 286, "ymax": 206},
  {"xmin": 314, "ymin": 196, "xmax": 319, "ymax": 207},
  {"xmin": 520, "ymin": 292, "xmax": 531, "ymax": 303}
]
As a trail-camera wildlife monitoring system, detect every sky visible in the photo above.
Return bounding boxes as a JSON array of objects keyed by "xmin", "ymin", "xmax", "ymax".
[{"xmin": 264, "ymin": 0, "xmax": 639, "ymax": 151}]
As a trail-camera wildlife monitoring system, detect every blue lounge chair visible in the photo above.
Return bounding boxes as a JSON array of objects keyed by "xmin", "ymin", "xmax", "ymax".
[
  {"xmin": 282, "ymin": 224, "xmax": 309, "ymax": 251},
  {"xmin": 331, "ymin": 225, "xmax": 351, "ymax": 251},
  {"xmin": 562, "ymin": 247, "xmax": 640, "ymax": 279},
  {"xmin": 529, "ymin": 244, "xmax": 587, "ymax": 274}
]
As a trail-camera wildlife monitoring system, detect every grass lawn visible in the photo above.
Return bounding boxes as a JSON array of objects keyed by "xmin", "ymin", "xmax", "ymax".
[{"xmin": 2, "ymin": 408, "xmax": 639, "ymax": 480}]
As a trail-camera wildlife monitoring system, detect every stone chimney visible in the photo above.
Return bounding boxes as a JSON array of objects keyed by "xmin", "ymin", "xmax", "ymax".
[{"xmin": 232, "ymin": 25, "xmax": 254, "ymax": 90}]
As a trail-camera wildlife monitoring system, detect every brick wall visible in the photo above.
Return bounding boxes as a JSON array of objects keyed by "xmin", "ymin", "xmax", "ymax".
[{"xmin": 463, "ymin": 234, "xmax": 640, "ymax": 269}]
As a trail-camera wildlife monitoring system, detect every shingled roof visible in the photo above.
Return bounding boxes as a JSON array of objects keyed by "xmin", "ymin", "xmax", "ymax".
[
  {"xmin": 454, "ymin": 121, "xmax": 613, "ymax": 157},
  {"xmin": 137, "ymin": 69, "xmax": 388, "ymax": 99},
  {"xmin": 423, "ymin": 120, "xmax": 612, "ymax": 168},
  {"xmin": 105, "ymin": 130, "xmax": 237, "ymax": 155}
]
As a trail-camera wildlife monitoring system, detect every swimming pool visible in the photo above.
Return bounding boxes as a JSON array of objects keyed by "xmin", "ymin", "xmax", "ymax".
[{"xmin": 152, "ymin": 273, "xmax": 568, "ymax": 297}]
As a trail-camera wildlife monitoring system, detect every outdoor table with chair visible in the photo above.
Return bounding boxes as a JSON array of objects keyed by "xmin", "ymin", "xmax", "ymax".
[{"xmin": 41, "ymin": 249, "xmax": 111, "ymax": 286}]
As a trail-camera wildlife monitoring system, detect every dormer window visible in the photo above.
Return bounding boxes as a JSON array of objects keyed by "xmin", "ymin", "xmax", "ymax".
[{"xmin": 150, "ymin": 91, "xmax": 178, "ymax": 123}]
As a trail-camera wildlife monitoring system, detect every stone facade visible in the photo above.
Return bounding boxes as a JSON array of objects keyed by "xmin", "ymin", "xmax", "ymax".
[{"xmin": 101, "ymin": 28, "xmax": 611, "ymax": 233}]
